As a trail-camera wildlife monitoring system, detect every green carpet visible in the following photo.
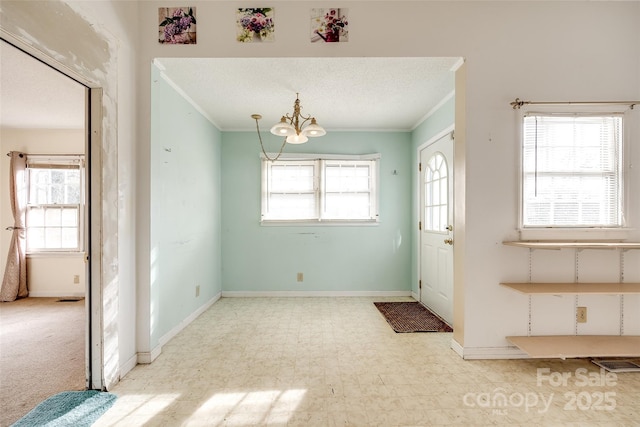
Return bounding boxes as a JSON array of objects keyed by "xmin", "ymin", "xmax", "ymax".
[{"xmin": 11, "ymin": 390, "xmax": 116, "ymax": 427}]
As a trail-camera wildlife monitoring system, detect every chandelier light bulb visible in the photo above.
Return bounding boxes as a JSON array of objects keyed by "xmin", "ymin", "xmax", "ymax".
[
  {"xmin": 286, "ymin": 134, "xmax": 309, "ymax": 144},
  {"xmin": 302, "ymin": 118, "xmax": 326, "ymax": 137},
  {"xmin": 270, "ymin": 117, "xmax": 296, "ymax": 136}
]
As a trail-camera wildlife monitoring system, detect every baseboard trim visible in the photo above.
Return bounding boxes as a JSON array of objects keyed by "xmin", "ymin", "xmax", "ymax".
[
  {"xmin": 28, "ymin": 291, "xmax": 86, "ymax": 298},
  {"xmin": 119, "ymin": 353, "xmax": 138, "ymax": 378},
  {"xmin": 450, "ymin": 338, "xmax": 464, "ymax": 358},
  {"xmin": 221, "ymin": 290, "xmax": 412, "ymax": 298},
  {"xmin": 158, "ymin": 292, "xmax": 221, "ymax": 347},
  {"xmin": 460, "ymin": 345, "xmax": 529, "ymax": 360},
  {"xmin": 411, "ymin": 291, "xmax": 419, "ymax": 301},
  {"xmin": 137, "ymin": 293, "xmax": 221, "ymax": 365},
  {"xmin": 137, "ymin": 345, "xmax": 162, "ymax": 364}
]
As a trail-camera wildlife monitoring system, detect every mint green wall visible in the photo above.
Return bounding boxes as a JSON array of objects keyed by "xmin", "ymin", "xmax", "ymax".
[
  {"xmin": 410, "ymin": 96, "xmax": 456, "ymax": 296},
  {"xmin": 221, "ymin": 131, "xmax": 412, "ymax": 293},
  {"xmin": 150, "ymin": 64, "xmax": 222, "ymax": 347},
  {"xmin": 412, "ymin": 97, "xmax": 455, "ymax": 150}
]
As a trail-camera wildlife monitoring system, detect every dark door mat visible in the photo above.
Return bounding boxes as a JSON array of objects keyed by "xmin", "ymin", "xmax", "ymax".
[{"xmin": 374, "ymin": 301, "xmax": 452, "ymax": 333}]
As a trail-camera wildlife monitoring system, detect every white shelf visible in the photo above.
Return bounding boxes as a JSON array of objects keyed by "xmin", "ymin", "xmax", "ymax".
[
  {"xmin": 503, "ymin": 242, "xmax": 639, "ymax": 359},
  {"xmin": 507, "ymin": 336, "xmax": 640, "ymax": 358},
  {"xmin": 503, "ymin": 241, "xmax": 640, "ymax": 250},
  {"xmin": 501, "ymin": 282, "xmax": 640, "ymax": 295}
]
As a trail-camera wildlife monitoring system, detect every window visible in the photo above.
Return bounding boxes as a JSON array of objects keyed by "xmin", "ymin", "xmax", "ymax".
[
  {"xmin": 424, "ymin": 152, "xmax": 448, "ymax": 232},
  {"xmin": 26, "ymin": 156, "xmax": 85, "ymax": 252},
  {"xmin": 521, "ymin": 113, "xmax": 623, "ymax": 229},
  {"xmin": 261, "ymin": 154, "xmax": 379, "ymax": 223}
]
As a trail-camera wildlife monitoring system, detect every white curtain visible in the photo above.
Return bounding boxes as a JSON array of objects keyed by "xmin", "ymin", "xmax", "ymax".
[{"xmin": 1, "ymin": 152, "xmax": 28, "ymax": 301}]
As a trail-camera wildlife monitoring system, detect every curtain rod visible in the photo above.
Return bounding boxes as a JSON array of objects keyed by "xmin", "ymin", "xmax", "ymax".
[{"xmin": 510, "ymin": 98, "xmax": 639, "ymax": 110}]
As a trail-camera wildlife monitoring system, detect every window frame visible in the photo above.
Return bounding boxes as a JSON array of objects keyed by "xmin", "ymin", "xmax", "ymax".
[
  {"xmin": 25, "ymin": 155, "xmax": 86, "ymax": 253},
  {"xmin": 517, "ymin": 106, "xmax": 632, "ymax": 241},
  {"xmin": 260, "ymin": 152, "xmax": 380, "ymax": 226}
]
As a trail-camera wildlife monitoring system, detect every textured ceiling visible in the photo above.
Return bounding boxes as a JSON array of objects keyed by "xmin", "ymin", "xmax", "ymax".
[
  {"xmin": 1, "ymin": 42, "xmax": 459, "ymax": 132},
  {"xmin": 0, "ymin": 40, "xmax": 85, "ymax": 129},
  {"xmin": 155, "ymin": 57, "xmax": 459, "ymax": 132}
]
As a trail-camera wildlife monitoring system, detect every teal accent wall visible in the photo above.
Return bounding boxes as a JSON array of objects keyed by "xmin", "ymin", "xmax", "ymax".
[
  {"xmin": 150, "ymin": 63, "xmax": 222, "ymax": 347},
  {"xmin": 221, "ymin": 131, "xmax": 412, "ymax": 293},
  {"xmin": 410, "ymin": 96, "xmax": 456, "ymax": 296},
  {"xmin": 412, "ymin": 97, "xmax": 455, "ymax": 151}
]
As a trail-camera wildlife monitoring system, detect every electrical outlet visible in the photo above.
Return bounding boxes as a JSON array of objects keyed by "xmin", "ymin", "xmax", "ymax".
[
  {"xmin": 577, "ymin": 306, "xmax": 587, "ymax": 323},
  {"xmin": 73, "ymin": 275, "xmax": 80, "ymax": 284},
  {"xmin": 195, "ymin": 285, "xmax": 200, "ymax": 297},
  {"xmin": 297, "ymin": 272, "xmax": 304, "ymax": 282}
]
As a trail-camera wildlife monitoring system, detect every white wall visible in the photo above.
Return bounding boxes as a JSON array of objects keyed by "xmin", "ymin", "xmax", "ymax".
[{"xmin": 0, "ymin": 128, "xmax": 86, "ymax": 297}]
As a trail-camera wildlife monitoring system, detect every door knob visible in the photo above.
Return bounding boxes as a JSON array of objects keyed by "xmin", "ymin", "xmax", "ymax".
[{"xmin": 444, "ymin": 238, "xmax": 453, "ymax": 245}]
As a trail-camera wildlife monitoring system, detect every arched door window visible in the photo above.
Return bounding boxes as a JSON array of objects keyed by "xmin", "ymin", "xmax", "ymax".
[{"xmin": 424, "ymin": 152, "xmax": 448, "ymax": 232}]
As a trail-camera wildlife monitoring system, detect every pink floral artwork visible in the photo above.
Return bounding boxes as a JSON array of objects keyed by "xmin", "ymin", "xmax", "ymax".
[
  {"xmin": 311, "ymin": 8, "xmax": 348, "ymax": 43},
  {"xmin": 159, "ymin": 7, "xmax": 197, "ymax": 44},
  {"xmin": 237, "ymin": 8, "xmax": 275, "ymax": 43}
]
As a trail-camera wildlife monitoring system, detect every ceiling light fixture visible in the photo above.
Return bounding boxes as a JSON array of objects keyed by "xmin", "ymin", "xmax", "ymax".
[{"xmin": 252, "ymin": 93, "xmax": 326, "ymax": 161}]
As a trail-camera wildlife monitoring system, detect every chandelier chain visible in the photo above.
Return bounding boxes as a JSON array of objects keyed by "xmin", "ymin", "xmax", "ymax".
[{"xmin": 254, "ymin": 117, "xmax": 287, "ymax": 162}]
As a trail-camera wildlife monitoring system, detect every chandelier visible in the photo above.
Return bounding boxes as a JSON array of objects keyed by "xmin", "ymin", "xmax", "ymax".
[{"xmin": 252, "ymin": 93, "xmax": 326, "ymax": 161}]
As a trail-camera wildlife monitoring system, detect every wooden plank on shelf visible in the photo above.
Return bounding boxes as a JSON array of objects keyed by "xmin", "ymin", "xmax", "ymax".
[
  {"xmin": 507, "ymin": 336, "xmax": 640, "ymax": 359},
  {"xmin": 503, "ymin": 241, "xmax": 640, "ymax": 250},
  {"xmin": 501, "ymin": 282, "xmax": 640, "ymax": 295}
]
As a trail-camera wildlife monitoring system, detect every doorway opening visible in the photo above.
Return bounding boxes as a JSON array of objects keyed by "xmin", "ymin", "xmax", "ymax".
[{"xmin": 0, "ymin": 39, "xmax": 92, "ymax": 425}]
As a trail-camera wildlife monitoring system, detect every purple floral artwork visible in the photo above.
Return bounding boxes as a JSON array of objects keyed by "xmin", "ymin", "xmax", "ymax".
[
  {"xmin": 237, "ymin": 8, "xmax": 275, "ymax": 43},
  {"xmin": 159, "ymin": 7, "xmax": 196, "ymax": 44},
  {"xmin": 311, "ymin": 8, "xmax": 348, "ymax": 43}
]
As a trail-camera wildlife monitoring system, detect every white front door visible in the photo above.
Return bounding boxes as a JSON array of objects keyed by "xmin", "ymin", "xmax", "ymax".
[{"xmin": 419, "ymin": 131, "xmax": 454, "ymax": 326}]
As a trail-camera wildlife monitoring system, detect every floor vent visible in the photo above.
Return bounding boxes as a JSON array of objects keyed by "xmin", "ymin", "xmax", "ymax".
[
  {"xmin": 592, "ymin": 359, "xmax": 640, "ymax": 373},
  {"xmin": 56, "ymin": 298, "xmax": 84, "ymax": 302}
]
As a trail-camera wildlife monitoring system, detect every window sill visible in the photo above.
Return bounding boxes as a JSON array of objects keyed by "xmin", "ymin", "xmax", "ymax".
[
  {"xmin": 27, "ymin": 251, "xmax": 85, "ymax": 258},
  {"xmin": 261, "ymin": 220, "xmax": 379, "ymax": 227},
  {"xmin": 519, "ymin": 228, "xmax": 634, "ymax": 242}
]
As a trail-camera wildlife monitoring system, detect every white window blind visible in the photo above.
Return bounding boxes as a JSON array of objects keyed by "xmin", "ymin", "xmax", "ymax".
[
  {"xmin": 322, "ymin": 161, "xmax": 374, "ymax": 220},
  {"xmin": 522, "ymin": 114, "xmax": 623, "ymax": 228},
  {"xmin": 264, "ymin": 160, "xmax": 318, "ymax": 220}
]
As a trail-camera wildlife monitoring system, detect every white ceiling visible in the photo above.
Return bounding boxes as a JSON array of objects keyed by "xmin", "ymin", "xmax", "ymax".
[
  {"xmin": 156, "ymin": 57, "xmax": 459, "ymax": 132},
  {"xmin": 1, "ymin": 41, "xmax": 459, "ymax": 132},
  {"xmin": 0, "ymin": 41, "xmax": 86, "ymax": 129}
]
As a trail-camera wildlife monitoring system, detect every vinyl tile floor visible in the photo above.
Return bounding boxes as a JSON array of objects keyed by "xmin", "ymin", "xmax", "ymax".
[{"xmin": 94, "ymin": 297, "xmax": 640, "ymax": 426}]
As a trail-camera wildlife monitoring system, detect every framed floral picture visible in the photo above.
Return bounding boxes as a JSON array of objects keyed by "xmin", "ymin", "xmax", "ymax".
[
  {"xmin": 311, "ymin": 8, "xmax": 348, "ymax": 43},
  {"xmin": 158, "ymin": 7, "xmax": 197, "ymax": 44},
  {"xmin": 237, "ymin": 8, "xmax": 275, "ymax": 43}
]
